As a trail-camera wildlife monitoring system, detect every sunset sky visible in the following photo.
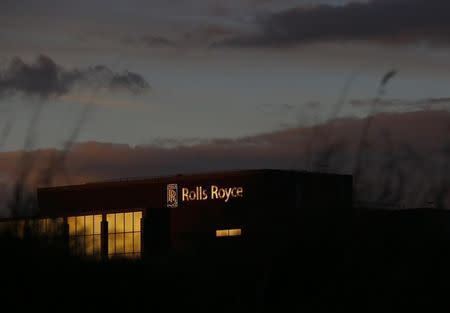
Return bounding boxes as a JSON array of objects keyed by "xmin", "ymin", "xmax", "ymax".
[{"xmin": 1, "ymin": 0, "xmax": 450, "ymax": 214}]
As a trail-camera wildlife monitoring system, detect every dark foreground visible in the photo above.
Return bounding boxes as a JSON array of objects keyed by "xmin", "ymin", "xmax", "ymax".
[{"xmin": 2, "ymin": 209, "xmax": 450, "ymax": 312}]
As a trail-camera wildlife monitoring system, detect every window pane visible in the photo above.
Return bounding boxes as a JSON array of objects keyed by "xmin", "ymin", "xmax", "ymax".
[
  {"xmin": 93, "ymin": 215, "xmax": 102, "ymax": 234},
  {"xmin": 47, "ymin": 219, "xmax": 57, "ymax": 235},
  {"xmin": 229, "ymin": 228, "xmax": 242, "ymax": 237},
  {"xmin": 115, "ymin": 213, "xmax": 124, "ymax": 233},
  {"xmin": 133, "ymin": 232, "xmax": 141, "ymax": 253},
  {"xmin": 76, "ymin": 216, "xmax": 85, "ymax": 236},
  {"xmin": 85, "ymin": 215, "xmax": 94, "ymax": 235},
  {"xmin": 68, "ymin": 217, "xmax": 76, "ymax": 236},
  {"xmin": 216, "ymin": 229, "xmax": 228, "ymax": 237},
  {"xmin": 125, "ymin": 212, "xmax": 133, "ymax": 232},
  {"xmin": 85, "ymin": 235, "xmax": 94, "ymax": 256},
  {"xmin": 107, "ymin": 214, "xmax": 115, "ymax": 234},
  {"xmin": 75, "ymin": 236, "xmax": 85, "ymax": 255},
  {"xmin": 47, "ymin": 219, "xmax": 53, "ymax": 235},
  {"xmin": 93, "ymin": 235, "xmax": 101, "ymax": 256},
  {"xmin": 124, "ymin": 233, "xmax": 133, "ymax": 253},
  {"xmin": 108, "ymin": 234, "xmax": 115, "ymax": 255},
  {"xmin": 69, "ymin": 237, "xmax": 77, "ymax": 254},
  {"xmin": 116, "ymin": 233, "xmax": 124, "ymax": 254},
  {"xmin": 42, "ymin": 219, "xmax": 49, "ymax": 234},
  {"xmin": 34, "ymin": 219, "xmax": 45, "ymax": 235},
  {"xmin": 79, "ymin": 236, "xmax": 86, "ymax": 255},
  {"xmin": 17, "ymin": 221, "xmax": 25, "ymax": 239},
  {"xmin": 133, "ymin": 211, "xmax": 142, "ymax": 232},
  {"xmin": 56, "ymin": 218, "xmax": 64, "ymax": 236}
]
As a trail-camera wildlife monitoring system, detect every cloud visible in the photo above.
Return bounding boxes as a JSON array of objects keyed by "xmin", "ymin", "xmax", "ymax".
[
  {"xmin": 122, "ymin": 35, "xmax": 176, "ymax": 48},
  {"xmin": 221, "ymin": 0, "xmax": 450, "ymax": 47},
  {"xmin": 350, "ymin": 97, "xmax": 450, "ymax": 109},
  {"xmin": 0, "ymin": 55, "xmax": 150, "ymax": 98},
  {"xmin": 0, "ymin": 109, "xmax": 449, "ymax": 216},
  {"xmin": 141, "ymin": 35, "xmax": 176, "ymax": 47}
]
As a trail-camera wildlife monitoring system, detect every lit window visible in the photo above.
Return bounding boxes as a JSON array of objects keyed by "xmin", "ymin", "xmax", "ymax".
[
  {"xmin": 216, "ymin": 228, "xmax": 242, "ymax": 237},
  {"xmin": 107, "ymin": 214, "xmax": 115, "ymax": 233},
  {"xmin": 133, "ymin": 232, "xmax": 141, "ymax": 252},
  {"xmin": 133, "ymin": 211, "xmax": 142, "ymax": 232},
  {"xmin": 93, "ymin": 215, "xmax": 102, "ymax": 234},
  {"xmin": 67, "ymin": 214, "xmax": 102, "ymax": 258},
  {"xmin": 216, "ymin": 229, "xmax": 229, "ymax": 237},
  {"xmin": 85, "ymin": 215, "xmax": 94, "ymax": 235},
  {"xmin": 107, "ymin": 211, "xmax": 143, "ymax": 259},
  {"xmin": 85, "ymin": 235, "xmax": 94, "ymax": 256},
  {"xmin": 68, "ymin": 217, "xmax": 76, "ymax": 236},
  {"xmin": 125, "ymin": 233, "xmax": 133, "ymax": 253},
  {"xmin": 228, "ymin": 228, "xmax": 242, "ymax": 237},
  {"xmin": 115, "ymin": 213, "xmax": 124, "ymax": 233},
  {"xmin": 116, "ymin": 233, "xmax": 125, "ymax": 254},
  {"xmin": 108, "ymin": 234, "xmax": 115, "ymax": 255},
  {"xmin": 93, "ymin": 235, "xmax": 101, "ymax": 255},
  {"xmin": 76, "ymin": 216, "xmax": 84, "ymax": 236},
  {"xmin": 125, "ymin": 212, "xmax": 133, "ymax": 232}
]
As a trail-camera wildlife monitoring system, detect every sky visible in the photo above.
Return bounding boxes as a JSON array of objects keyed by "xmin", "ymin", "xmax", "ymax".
[{"xmin": 1, "ymin": 0, "xmax": 450, "ymax": 215}]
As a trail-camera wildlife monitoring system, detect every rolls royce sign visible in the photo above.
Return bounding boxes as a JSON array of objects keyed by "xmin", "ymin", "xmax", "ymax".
[
  {"xmin": 167, "ymin": 184, "xmax": 179, "ymax": 208},
  {"xmin": 166, "ymin": 184, "xmax": 244, "ymax": 208}
]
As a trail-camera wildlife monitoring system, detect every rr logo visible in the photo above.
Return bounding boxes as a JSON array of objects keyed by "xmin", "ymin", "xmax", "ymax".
[{"xmin": 167, "ymin": 184, "xmax": 178, "ymax": 208}]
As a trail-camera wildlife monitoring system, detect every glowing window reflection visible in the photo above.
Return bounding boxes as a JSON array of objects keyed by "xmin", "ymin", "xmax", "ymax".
[
  {"xmin": 229, "ymin": 228, "xmax": 242, "ymax": 237},
  {"xmin": 68, "ymin": 217, "xmax": 76, "ymax": 236},
  {"xmin": 67, "ymin": 214, "xmax": 102, "ymax": 257},
  {"xmin": 94, "ymin": 215, "xmax": 102, "ymax": 234},
  {"xmin": 133, "ymin": 211, "xmax": 142, "ymax": 232},
  {"xmin": 107, "ymin": 214, "xmax": 115, "ymax": 234},
  {"xmin": 107, "ymin": 211, "xmax": 142, "ymax": 258},
  {"xmin": 25, "ymin": 218, "xmax": 65, "ymax": 237},
  {"xmin": 85, "ymin": 215, "xmax": 93, "ymax": 235},
  {"xmin": 216, "ymin": 228, "xmax": 242, "ymax": 238},
  {"xmin": 125, "ymin": 213, "xmax": 133, "ymax": 232},
  {"xmin": 216, "ymin": 229, "xmax": 228, "ymax": 237},
  {"xmin": 115, "ymin": 213, "xmax": 124, "ymax": 233}
]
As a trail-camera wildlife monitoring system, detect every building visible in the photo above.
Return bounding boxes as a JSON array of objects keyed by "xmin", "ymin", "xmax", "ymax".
[{"xmin": 0, "ymin": 169, "xmax": 353, "ymax": 259}]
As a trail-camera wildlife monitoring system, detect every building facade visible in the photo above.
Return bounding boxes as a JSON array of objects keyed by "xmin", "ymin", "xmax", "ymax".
[{"xmin": 0, "ymin": 170, "xmax": 353, "ymax": 259}]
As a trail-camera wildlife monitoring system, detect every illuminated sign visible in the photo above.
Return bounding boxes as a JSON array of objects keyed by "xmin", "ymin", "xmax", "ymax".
[
  {"xmin": 167, "ymin": 184, "xmax": 178, "ymax": 208},
  {"xmin": 166, "ymin": 184, "xmax": 244, "ymax": 207},
  {"xmin": 181, "ymin": 185, "xmax": 244, "ymax": 203}
]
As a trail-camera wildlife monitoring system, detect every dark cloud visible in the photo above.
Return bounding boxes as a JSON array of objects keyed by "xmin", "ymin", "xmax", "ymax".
[
  {"xmin": 351, "ymin": 97, "xmax": 450, "ymax": 109},
  {"xmin": 221, "ymin": 0, "xmax": 450, "ymax": 47},
  {"xmin": 0, "ymin": 55, "xmax": 150, "ymax": 98},
  {"xmin": 122, "ymin": 26, "xmax": 238, "ymax": 48},
  {"xmin": 0, "ymin": 109, "xmax": 449, "ymax": 217},
  {"xmin": 122, "ymin": 35, "xmax": 177, "ymax": 48},
  {"xmin": 109, "ymin": 70, "xmax": 150, "ymax": 94}
]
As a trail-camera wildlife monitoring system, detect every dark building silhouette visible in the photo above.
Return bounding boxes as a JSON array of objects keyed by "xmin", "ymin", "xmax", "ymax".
[{"xmin": 0, "ymin": 169, "xmax": 352, "ymax": 259}]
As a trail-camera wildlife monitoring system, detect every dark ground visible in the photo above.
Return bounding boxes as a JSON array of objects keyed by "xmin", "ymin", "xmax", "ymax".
[{"xmin": 2, "ymin": 210, "xmax": 450, "ymax": 312}]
